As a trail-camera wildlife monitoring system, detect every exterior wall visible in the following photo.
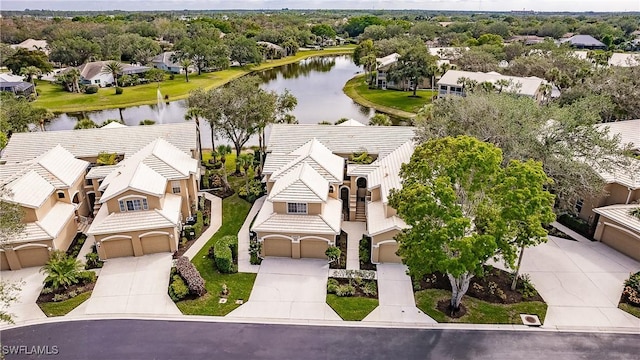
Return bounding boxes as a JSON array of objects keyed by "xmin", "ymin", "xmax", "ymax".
[
  {"xmin": 95, "ymin": 226, "xmax": 178, "ymax": 259},
  {"xmin": 385, "ymin": 204, "xmax": 397, "ymax": 217},
  {"xmin": 34, "ymin": 194, "xmax": 57, "ymax": 221},
  {"xmin": 272, "ymin": 201, "xmax": 321, "ymax": 215},
  {"xmin": 371, "ymin": 229, "xmax": 402, "ymax": 264},
  {"xmin": 593, "ymin": 216, "xmax": 640, "ymax": 261},
  {"xmin": 22, "ymin": 207, "xmax": 38, "ymax": 223},
  {"xmin": 578, "ymin": 184, "xmax": 639, "ymax": 224},
  {"xmin": 165, "ymin": 178, "xmax": 192, "ymax": 219},
  {"xmin": 257, "ymin": 231, "xmax": 335, "ymax": 259},
  {"xmin": 328, "ymin": 185, "xmax": 339, "ymax": 199},
  {"xmin": 104, "ymin": 190, "xmax": 162, "ymax": 214},
  {"xmin": 52, "ymin": 214, "xmax": 79, "ymax": 252},
  {"xmin": 69, "ymin": 174, "xmax": 90, "ymax": 217},
  {"xmin": 85, "ymin": 73, "xmax": 114, "ymax": 88},
  {"xmin": 1, "ymin": 239, "xmax": 53, "ymax": 270},
  {"xmin": 370, "ymin": 187, "xmax": 381, "ymax": 202}
]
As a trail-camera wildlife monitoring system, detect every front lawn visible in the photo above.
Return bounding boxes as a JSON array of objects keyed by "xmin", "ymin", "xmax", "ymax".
[
  {"xmin": 343, "ymin": 75, "xmax": 435, "ymax": 118},
  {"xmin": 38, "ymin": 291, "xmax": 92, "ymax": 317},
  {"xmin": 619, "ymin": 303, "xmax": 640, "ymax": 318},
  {"xmin": 326, "ymin": 294, "xmax": 378, "ymax": 321},
  {"xmin": 415, "ymin": 289, "xmax": 547, "ymax": 324},
  {"xmin": 176, "ymin": 194, "xmax": 256, "ymax": 316}
]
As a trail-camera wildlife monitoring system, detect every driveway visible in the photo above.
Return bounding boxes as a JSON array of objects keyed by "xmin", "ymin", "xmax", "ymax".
[
  {"xmin": 0, "ymin": 267, "xmax": 46, "ymax": 326},
  {"xmin": 79, "ymin": 253, "xmax": 180, "ymax": 316},
  {"xmin": 227, "ymin": 258, "xmax": 341, "ymax": 321},
  {"xmin": 521, "ymin": 236, "xmax": 640, "ymax": 328},
  {"xmin": 363, "ymin": 264, "xmax": 436, "ymax": 324}
]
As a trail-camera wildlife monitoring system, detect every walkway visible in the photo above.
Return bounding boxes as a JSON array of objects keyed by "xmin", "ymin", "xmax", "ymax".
[
  {"xmin": 0, "ymin": 267, "xmax": 46, "ymax": 327},
  {"xmin": 237, "ymin": 196, "xmax": 265, "ymax": 273},
  {"xmin": 183, "ymin": 192, "xmax": 222, "ymax": 260},
  {"xmin": 78, "ymin": 253, "xmax": 180, "ymax": 316},
  {"xmin": 363, "ymin": 264, "xmax": 436, "ymax": 324},
  {"xmin": 521, "ymin": 236, "xmax": 640, "ymax": 329},
  {"xmin": 341, "ymin": 221, "xmax": 366, "ymax": 270},
  {"xmin": 227, "ymin": 258, "xmax": 341, "ymax": 321}
]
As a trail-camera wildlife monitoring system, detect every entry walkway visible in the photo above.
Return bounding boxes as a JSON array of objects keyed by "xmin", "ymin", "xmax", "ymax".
[
  {"xmin": 78, "ymin": 253, "xmax": 180, "ymax": 316},
  {"xmin": 0, "ymin": 267, "xmax": 46, "ymax": 327},
  {"xmin": 341, "ymin": 221, "xmax": 366, "ymax": 270},
  {"xmin": 227, "ymin": 258, "xmax": 341, "ymax": 321},
  {"xmin": 521, "ymin": 236, "xmax": 640, "ymax": 329},
  {"xmin": 363, "ymin": 264, "xmax": 436, "ymax": 324},
  {"xmin": 237, "ymin": 196, "xmax": 265, "ymax": 273},
  {"xmin": 183, "ymin": 192, "xmax": 222, "ymax": 260}
]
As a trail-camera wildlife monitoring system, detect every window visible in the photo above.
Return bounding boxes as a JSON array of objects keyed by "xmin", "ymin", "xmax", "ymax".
[
  {"xmin": 86, "ymin": 179, "xmax": 93, "ymax": 186},
  {"xmin": 57, "ymin": 192, "xmax": 65, "ymax": 199},
  {"xmin": 575, "ymin": 199, "xmax": 584, "ymax": 213},
  {"xmin": 287, "ymin": 203, "xmax": 307, "ymax": 214},
  {"xmin": 171, "ymin": 181, "xmax": 181, "ymax": 194},
  {"xmin": 329, "ymin": 185, "xmax": 334, "ymax": 194},
  {"xmin": 94, "ymin": 79, "xmax": 100, "ymax": 84},
  {"xmin": 118, "ymin": 198, "xmax": 149, "ymax": 212}
]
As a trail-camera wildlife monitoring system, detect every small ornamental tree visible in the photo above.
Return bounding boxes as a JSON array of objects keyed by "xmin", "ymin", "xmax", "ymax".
[
  {"xmin": 325, "ymin": 246, "xmax": 341, "ymax": 266},
  {"xmin": 389, "ymin": 136, "xmax": 554, "ymax": 312}
]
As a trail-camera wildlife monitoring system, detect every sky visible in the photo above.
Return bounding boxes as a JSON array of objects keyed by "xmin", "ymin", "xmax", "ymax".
[{"xmin": 1, "ymin": 0, "xmax": 639, "ymax": 12}]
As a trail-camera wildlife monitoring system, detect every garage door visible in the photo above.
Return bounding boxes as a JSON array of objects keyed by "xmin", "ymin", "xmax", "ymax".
[
  {"xmin": 0, "ymin": 251, "xmax": 10, "ymax": 270},
  {"xmin": 601, "ymin": 225, "xmax": 640, "ymax": 261},
  {"xmin": 378, "ymin": 242, "xmax": 401, "ymax": 263},
  {"xmin": 16, "ymin": 246, "xmax": 50, "ymax": 268},
  {"xmin": 141, "ymin": 235, "xmax": 171, "ymax": 255},
  {"xmin": 263, "ymin": 238, "xmax": 292, "ymax": 257},
  {"xmin": 300, "ymin": 239, "xmax": 329, "ymax": 259},
  {"xmin": 102, "ymin": 239, "xmax": 135, "ymax": 259}
]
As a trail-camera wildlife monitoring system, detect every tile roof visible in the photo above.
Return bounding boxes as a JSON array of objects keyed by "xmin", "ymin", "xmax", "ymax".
[
  {"xmin": 99, "ymin": 162, "xmax": 167, "ymax": 202},
  {"xmin": 593, "ymin": 157, "xmax": 640, "ymax": 190},
  {"xmin": 36, "ymin": 145, "xmax": 89, "ymax": 187},
  {"xmin": 152, "ymin": 51, "xmax": 181, "ymax": 68},
  {"xmin": 267, "ymin": 124, "xmax": 415, "ymax": 159},
  {"xmin": 366, "ymin": 200, "xmax": 408, "ymax": 236},
  {"xmin": 608, "ymin": 53, "xmax": 640, "ymax": 67},
  {"xmin": 86, "ymin": 165, "xmax": 121, "ymax": 179},
  {"xmin": 365, "ymin": 141, "xmax": 414, "ymax": 204},
  {"xmin": 596, "ymin": 119, "xmax": 640, "ymax": 152},
  {"xmin": 88, "ymin": 193, "xmax": 182, "ymax": 235},
  {"xmin": 561, "ymin": 35, "xmax": 606, "ymax": 48},
  {"xmin": 438, "ymin": 70, "xmax": 546, "ymax": 97},
  {"xmin": 336, "ymin": 119, "xmax": 365, "ymax": 127},
  {"xmin": 37, "ymin": 202, "xmax": 77, "ymax": 239},
  {"xmin": 271, "ymin": 138, "xmax": 344, "ymax": 184},
  {"xmin": 593, "ymin": 204, "xmax": 640, "ymax": 233},
  {"xmin": 268, "ymin": 163, "xmax": 329, "ymax": 203},
  {"xmin": 252, "ymin": 197, "xmax": 342, "ymax": 235},
  {"xmin": 2, "ymin": 122, "xmax": 196, "ymax": 164},
  {"xmin": 377, "ymin": 53, "xmax": 400, "ymax": 69},
  {"xmin": 2, "ymin": 170, "xmax": 54, "ymax": 208}
]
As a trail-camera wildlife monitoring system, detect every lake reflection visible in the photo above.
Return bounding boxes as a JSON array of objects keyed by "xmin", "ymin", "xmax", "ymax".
[{"xmin": 47, "ymin": 55, "xmax": 373, "ymax": 148}]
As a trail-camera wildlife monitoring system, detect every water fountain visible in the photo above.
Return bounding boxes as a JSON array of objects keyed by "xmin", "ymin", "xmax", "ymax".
[{"xmin": 156, "ymin": 87, "xmax": 166, "ymax": 124}]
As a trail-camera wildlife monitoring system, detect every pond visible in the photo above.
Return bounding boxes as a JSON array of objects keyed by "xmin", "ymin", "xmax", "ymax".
[{"xmin": 47, "ymin": 55, "xmax": 374, "ymax": 148}]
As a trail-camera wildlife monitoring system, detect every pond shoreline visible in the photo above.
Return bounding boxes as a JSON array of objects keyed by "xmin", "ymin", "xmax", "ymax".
[{"xmin": 342, "ymin": 75, "xmax": 423, "ymax": 120}]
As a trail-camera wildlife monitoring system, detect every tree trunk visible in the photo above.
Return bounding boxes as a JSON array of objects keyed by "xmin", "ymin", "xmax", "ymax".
[
  {"xmin": 195, "ymin": 117, "xmax": 203, "ymax": 162},
  {"xmin": 234, "ymin": 145, "xmax": 242, "ymax": 175},
  {"xmin": 113, "ymin": 73, "xmax": 118, "ymax": 88},
  {"xmin": 210, "ymin": 123, "xmax": 216, "ymax": 150},
  {"xmin": 511, "ymin": 245, "xmax": 526, "ymax": 291},
  {"xmin": 412, "ymin": 78, "xmax": 418, "ymax": 97},
  {"xmin": 447, "ymin": 272, "xmax": 473, "ymax": 311},
  {"xmin": 185, "ymin": 72, "xmax": 189, "ymax": 82}
]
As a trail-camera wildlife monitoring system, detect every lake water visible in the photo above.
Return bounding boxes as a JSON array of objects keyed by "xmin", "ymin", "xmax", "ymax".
[{"xmin": 47, "ymin": 55, "xmax": 374, "ymax": 148}]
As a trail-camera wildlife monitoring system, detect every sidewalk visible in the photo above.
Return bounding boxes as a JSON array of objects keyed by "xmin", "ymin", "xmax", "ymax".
[
  {"xmin": 551, "ymin": 221, "xmax": 592, "ymax": 243},
  {"xmin": 341, "ymin": 221, "xmax": 365, "ymax": 270},
  {"xmin": 237, "ymin": 196, "xmax": 265, "ymax": 273},
  {"xmin": 183, "ymin": 192, "xmax": 222, "ymax": 260}
]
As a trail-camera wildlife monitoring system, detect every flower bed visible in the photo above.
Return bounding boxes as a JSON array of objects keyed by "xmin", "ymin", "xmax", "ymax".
[{"xmin": 619, "ymin": 271, "xmax": 640, "ymax": 318}]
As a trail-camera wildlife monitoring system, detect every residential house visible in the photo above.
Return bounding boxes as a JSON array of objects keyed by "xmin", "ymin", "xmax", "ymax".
[
  {"xmin": 575, "ymin": 119, "xmax": 640, "ymax": 261},
  {"xmin": 374, "ymin": 53, "xmax": 432, "ymax": 91},
  {"xmin": 437, "ymin": 70, "xmax": 550, "ymax": 103},
  {"xmin": 608, "ymin": 53, "xmax": 640, "ymax": 67},
  {"xmin": 0, "ymin": 146, "xmax": 89, "ymax": 270},
  {"xmin": 151, "ymin": 52, "xmax": 183, "ymax": 74},
  {"xmin": 10, "ymin": 39, "xmax": 49, "ymax": 55},
  {"xmin": 76, "ymin": 61, "xmax": 151, "ymax": 88},
  {"xmin": 254, "ymin": 122, "xmax": 415, "ymax": 263},
  {"xmin": 560, "ymin": 35, "xmax": 607, "ymax": 50},
  {"xmin": 0, "ymin": 73, "xmax": 35, "ymax": 96},
  {"xmin": 257, "ymin": 42, "xmax": 285, "ymax": 60}
]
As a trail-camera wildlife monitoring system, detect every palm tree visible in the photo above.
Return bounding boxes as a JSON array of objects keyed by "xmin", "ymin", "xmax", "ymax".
[
  {"xmin": 238, "ymin": 153, "xmax": 254, "ymax": 194},
  {"xmin": 180, "ymin": 58, "xmax": 193, "ymax": 82},
  {"xmin": 40, "ymin": 251, "xmax": 84, "ymax": 291},
  {"xmin": 20, "ymin": 66, "xmax": 42, "ymax": 85},
  {"xmin": 60, "ymin": 67, "xmax": 81, "ymax": 93},
  {"xmin": 101, "ymin": 61, "xmax": 124, "ymax": 90},
  {"xmin": 185, "ymin": 108, "xmax": 204, "ymax": 162},
  {"xmin": 37, "ymin": 109, "xmax": 55, "ymax": 131},
  {"xmin": 74, "ymin": 118, "xmax": 98, "ymax": 130},
  {"xmin": 369, "ymin": 114, "xmax": 392, "ymax": 126},
  {"xmin": 216, "ymin": 145, "xmax": 232, "ymax": 190}
]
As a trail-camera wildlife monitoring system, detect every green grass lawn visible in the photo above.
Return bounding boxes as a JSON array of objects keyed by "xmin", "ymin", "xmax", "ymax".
[
  {"xmin": 176, "ymin": 194, "xmax": 255, "ymax": 316},
  {"xmin": 619, "ymin": 303, "xmax": 640, "ymax": 318},
  {"xmin": 38, "ymin": 291, "xmax": 92, "ymax": 317},
  {"xmin": 415, "ymin": 289, "xmax": 547, "ymax": 324},
  {"xmin": 35, "ymin": 47, "xmax": 355, "ymax": 113},
  {"xmin": 343, "ymin": 75, "xmax": 435, "ymax": 119},
  {"xmin": 326, "ymin": 294, "xmax": 379, "ymax": 321}
]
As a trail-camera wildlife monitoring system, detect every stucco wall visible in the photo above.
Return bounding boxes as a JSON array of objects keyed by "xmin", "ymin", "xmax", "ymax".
[
  {"xmin": 52, "ymin": 214, "xmax": 78, "ymax": 252},
  {"xmin": 95, "ymin": 226, "xmax": 178, "ymax": 259},
  {"xmin": 594, "ymin": 216, "xmax": 640, "ymax": 261},
  {"xmin": 105, "ymin": 190, "xmax": 162, "ymax": 214}
]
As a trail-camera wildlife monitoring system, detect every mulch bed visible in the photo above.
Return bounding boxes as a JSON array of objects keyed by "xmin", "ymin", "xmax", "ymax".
[
  {"xmin": 329, "ymin": 232, "xmax": 347, "ymax": 270},
  {"xmin": 175, "ymin": 198, "xmax": 213, "ymax": 257},
  {"xmin": 37, "ymin": 281, "xmax": 96, "ymax": 304},
  {"xmin": 332, "ymin": 278, "xmax": 378, "ymax": 299},
  {"xmin": 437, "ymin": 299, "xmax": 467, "ymax": 318},
  {"xmin": 417, "ymin": 266, "xmax": 544, "ymax": 305},
  {"xmin": 359, "ymin": 236, "xmax": 376, "ymax": 271},
  {"xmin": 544, "ymin": 224, "xmax": 575, "ymax": 241}
]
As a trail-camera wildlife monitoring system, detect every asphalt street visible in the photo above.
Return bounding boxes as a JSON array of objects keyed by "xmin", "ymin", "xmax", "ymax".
[{"xmin": 1, "ymin": 319, "xmax": 639, "ymax": 360}]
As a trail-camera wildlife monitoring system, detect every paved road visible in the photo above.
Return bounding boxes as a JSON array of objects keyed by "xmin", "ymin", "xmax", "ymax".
[{"xmin": 1, "ymin": 320, "xmax": 638, "ymax": 360}]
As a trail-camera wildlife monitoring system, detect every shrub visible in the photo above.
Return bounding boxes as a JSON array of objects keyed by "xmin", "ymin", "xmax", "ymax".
[
  {"xmin": 175, "ymin": 256, "xmax": 207, "ymax": 296},
  {"xmin": 84, "ymin": 85, "xmax": 99, "ymax": 94},
  {"xmin": 78, "ymin": 270, "xmax": 96, "ymax": 285},
  {"xmin": 168, "ymin": 275, "xmax": 189, "ymax": 302},
  {"xmin": 85, "ymin": 251, "xmax": 103, "ymax": 270},
  {"xmin": 622, "ymin": 271, "xmax": 640, "ymax": 306},
  {"xmin": 41, "ymin": 287, "xmax": 54, "ymax": 295},
  {"xmin": 214, "ymin": 235, "xmax": 238, "ymax": 274},
  {"xmin": 52, "ymin": 293, "xmax": 68, "ymax": 302},
  {"xmin": 238, "ymin": 178, "xmax": 265, "ymax": 203},
  {"xmin": 192, "ymin": 211, "xmax": 204, "ymax": 238},
  {"xmin": 40, "ymin": 250, "xmax": 84, "ymax": 291},
  {"xmin": 363, "ymin": 281, "xmax": 378, "ymax": 297},
  {"xmin": 325, "ymin": 246, "xmax": 341, "ymax": 265},
  {"xmin": 518, "ymin": 274, "xmax": 537, "ymax": 299},
  {"xmin": 335, "ymin": 284, "xmax": 355, "ymax": 297},
  {"xmin": 115, "ymin": 87, "xmax": 123, "ymax": 95},
  {"xmin": 249, "ymin": 239, "xmax": 262, "ymax": 265},
  {"xmin": 558, "ymin": 213, "xmax": 591, "ymax": 236},
  {"xmin": 68, "ymin": 290, "xmax": 78, "ymax": 298},
  {"xmin": 327, "ymin": 278, "xmax": 339, "ymax": 294}
]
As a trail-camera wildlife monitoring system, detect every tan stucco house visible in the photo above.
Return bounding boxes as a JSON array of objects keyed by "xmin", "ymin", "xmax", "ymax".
[
  {"xmin": 254, "ymin": 122, "xmax": 415, "ymax": 264},
  {"xmin": 0, "ymin": 123, "xmax": 198, "ymax": 269}
]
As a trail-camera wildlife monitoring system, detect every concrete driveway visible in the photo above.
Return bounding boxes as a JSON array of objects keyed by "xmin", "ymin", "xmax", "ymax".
[
  {"xmin": 363, "ymin": 264, "xmax": 436, "ymax": 324},
  {"xmin": 228, "ymin": 258, "xmax": 341, "ymax": 321},
  {"xmin": 79, "ymin": 253, "xmax": 180, "ymax": 316},
  {"xmin": 0, "ymin": 267, "xmax": 46, "ymax": 326},
  {"xmin": 521, "ymin": 236, "xmax": 640, "ymax": 329}
]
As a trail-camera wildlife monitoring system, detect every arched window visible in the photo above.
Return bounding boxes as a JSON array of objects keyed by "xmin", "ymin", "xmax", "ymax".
[{"xmin": 57, "ymin": 191, "xmax": 65, "ymax": 199}]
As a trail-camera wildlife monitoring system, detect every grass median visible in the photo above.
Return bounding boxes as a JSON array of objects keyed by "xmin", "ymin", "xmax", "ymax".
[
  {"xmin": 38, "ymin": 291, "xmax": 92, "ymax": 317},
  {"xmin": 326, "ymin": 294, "xmax": 379, "ymax": 321}
]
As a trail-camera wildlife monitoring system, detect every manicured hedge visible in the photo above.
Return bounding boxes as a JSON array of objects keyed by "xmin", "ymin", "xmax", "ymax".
[
  {"xmin": 175, "ymin": 256, "xmax": 206, "ymax": 296},
  {"xmin": 558, "ymin": 214, "xmax": 591, "ymax": 236},
  {"xmin": 193, "ymin": 211, "xmax": 204, "ymax": 238},
  {"xmin": 213, "ymin": 235, "xmax": 238, "ymax": 274}
]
